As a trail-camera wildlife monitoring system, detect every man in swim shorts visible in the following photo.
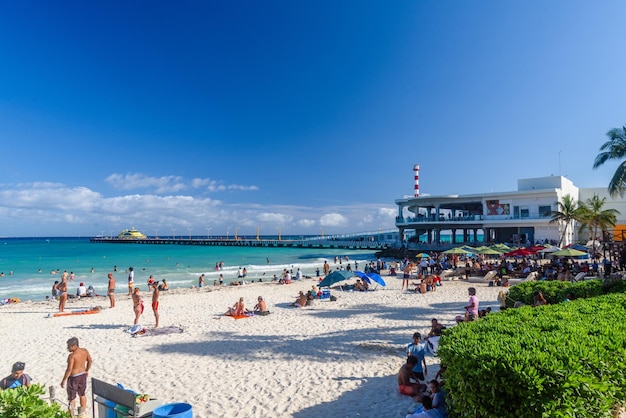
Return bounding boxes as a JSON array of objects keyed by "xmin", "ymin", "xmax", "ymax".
[
  {"xmin": 61, "ymin": 337, "xmax": 92, "ymax": 416},
  {"xmin": 398, "ymin": 356, "xmax": 423, "ymax": 396},
  {"xmin": 107, "ymin": 273, "xmax": 115, "ymax": 308}
]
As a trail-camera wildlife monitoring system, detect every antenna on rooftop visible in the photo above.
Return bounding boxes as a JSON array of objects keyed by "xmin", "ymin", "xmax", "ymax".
[{"xmin": 413, "ymin": 164, "xmax": 420, "ymax": 197}]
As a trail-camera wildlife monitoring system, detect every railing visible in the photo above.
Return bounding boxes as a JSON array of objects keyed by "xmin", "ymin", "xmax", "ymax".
[{"xmin": 396, "ymin": 214, "xmax": 552, "ymax": 224}]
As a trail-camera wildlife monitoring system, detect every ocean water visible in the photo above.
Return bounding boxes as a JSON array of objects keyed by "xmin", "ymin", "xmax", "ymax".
[{"xmin": 0, "ymin": 237, "xmax": 378, "ymax": 301}]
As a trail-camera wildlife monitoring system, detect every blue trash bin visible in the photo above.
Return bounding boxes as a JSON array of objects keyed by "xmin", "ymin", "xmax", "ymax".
[{"xmin": 151, "ymin": 403, "xmax": 193, "ymax": 418}]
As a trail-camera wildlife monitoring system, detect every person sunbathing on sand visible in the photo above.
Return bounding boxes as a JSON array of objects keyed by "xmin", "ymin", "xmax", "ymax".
[
  {"xmin": 292, "ymin": 291, "xmax": 307, "ymax": 307},
  {"xmin": 226, "ymin": 297, "xmax": 245, "ymax": 316}
]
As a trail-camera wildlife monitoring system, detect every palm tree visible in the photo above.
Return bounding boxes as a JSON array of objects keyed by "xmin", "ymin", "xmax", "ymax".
[
  {"xmin": 549, "ymin": 194, "xmax": 584, "ymax": 246},
  {"xmin": 593, "ymin": 125, "xmax": 626, "ymax": 197},
  {"xmin": 578, "ymin": 194, "xmax": 620, "ymax": 243}
]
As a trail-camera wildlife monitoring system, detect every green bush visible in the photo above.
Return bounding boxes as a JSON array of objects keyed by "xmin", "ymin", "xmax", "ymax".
[
  {"xmin": 0, "ymin": 384, "xmax": 70, "ymax": 418},
  {"xmin": 505, "ymin": 280, "xmax": 605, "ymax": 307},
  {"xmin": 438, "ymin": 294, "xmax": 626, "ymax": 417}
]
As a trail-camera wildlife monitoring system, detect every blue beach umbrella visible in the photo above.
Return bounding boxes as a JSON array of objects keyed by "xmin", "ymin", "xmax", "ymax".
[
  {"xmin": 354, "ymin": 271, "xmax": 386, "ymax": 287},
  {"xmin": 318, "ymin": 270, "xmax": 354, "ymax": 287}
]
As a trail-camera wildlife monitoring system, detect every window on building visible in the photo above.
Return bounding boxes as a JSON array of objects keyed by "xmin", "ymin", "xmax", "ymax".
[
  {"xmin": 521, "ymin": 208, "xmax": 530, "ymax": 218},
  {"xmin": 538, "ymin": 205, "xmax": 551, "ymax": 217}
]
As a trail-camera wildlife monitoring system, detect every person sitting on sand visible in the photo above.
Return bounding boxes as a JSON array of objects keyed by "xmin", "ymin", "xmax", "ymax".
[
  {"xmin": 354, "ymin": 279, "xmax": 368, "ymax": 291},
  {"xmin": 532, "ymin": 291, "xmax": 547, "ymax": 307},
  {"xmin": 0, "ymin": 362, "xmax": 32, "ymax": 390},
  {"xmin": 158, "ymin": 279, "xmax": 169, "ymax": 291},
  {"xmin": 76, "ymin": 282, "xmax": 87, "ymax": 297},
  {"xmin": 398, "ymin": 356, "xmax": 425, "ymax": 397},
  {"xmin": 292, "ymin": 291, "xmax": 307, "ymax": 307},
  {"xmin": 226, "ymin": 297, "xmax": 245, "ymax": 316},
  {"xmin": 406, "ymin": 394, "xmax": 442, "ymax": 418},
  {"xmin": 428, "ymin": 318, "xmax": 444, "ymax": 337},
  {"xmin": 253, "ymin": 296, "xmax": 270, "ymax": 316}
]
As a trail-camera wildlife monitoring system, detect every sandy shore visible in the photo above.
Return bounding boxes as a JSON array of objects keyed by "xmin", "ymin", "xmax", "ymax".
[{"xmin": 0, "ymin": 275, "xmax": 503, "ymax": 418}]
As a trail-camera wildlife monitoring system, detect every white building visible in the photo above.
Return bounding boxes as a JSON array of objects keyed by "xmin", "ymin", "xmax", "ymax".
[{"xmin": 395, "ymin": 176, "xmax": 626, "ymax": 248}]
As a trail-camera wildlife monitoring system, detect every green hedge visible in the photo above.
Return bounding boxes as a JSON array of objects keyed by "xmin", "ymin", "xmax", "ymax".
[
  {"xmin": 437, "ymin": 293, "xmax": 626, "ymax": 417},
  {"xmin": 0, "ymin": 384, "xmax": 70, "ymax": 418},
  {"xmin": 505, "ymin": 280, "xmax": 606, "ymax": 307}
]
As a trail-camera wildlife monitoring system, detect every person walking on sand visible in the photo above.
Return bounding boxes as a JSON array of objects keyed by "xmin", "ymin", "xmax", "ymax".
[
  {"xmin": 107, "ymin": 273, "xmax": 115, "ymax": 308},
  {"xmin": 151, "ymin": 281, "xmax": 160, "ymax": 328},
  {"xmin": 127, "ymin": 267, "xmax": 134, "ymax": 295},
  {"xmin": 58, "ymin": 277, "xmax": 68, "ymax": 312},
  {"xmin": 61, "ymin": 337, "xmax": 92, "ymax": 417},
  {"xmin": 132, "ymin": 287, "xmax": 143, "ymax": 325}
]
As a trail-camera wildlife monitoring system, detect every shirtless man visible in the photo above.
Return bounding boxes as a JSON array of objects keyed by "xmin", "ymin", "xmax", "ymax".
[
  {"xmin": 398, "ymin": 356, "xmax": 422, "ymax": 396},
  {"xmin": 132, "ymin": 287, "xmax": 143, "ymax": 325},
  {"xmin": 61, "ymin": 337, "xmax": 92, "ymax": 416},
  {"xmin": 58, "ymin": 277, "xmax": 68, "ymax": 312},
  {"xmin": 151, "ymin": 282, "xmax": 160, "ymax": 328},
  {"xmin": 253, "ymin": 296, "xmax": 269, "ymax": 315},
  {"xmin": 107, "ymin": 273, "xmax": 115, "ymax": 308}
]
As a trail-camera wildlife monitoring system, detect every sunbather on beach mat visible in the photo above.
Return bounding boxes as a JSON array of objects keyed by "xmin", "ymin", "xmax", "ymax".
[{"xmin": 128, "ymin": 325, "xmax": 184, "ymax": 336}]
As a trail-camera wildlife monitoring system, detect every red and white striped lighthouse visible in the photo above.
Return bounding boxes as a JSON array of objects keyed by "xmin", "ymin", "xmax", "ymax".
[{"xmin": 413, "ymin": 164, "xmax": 420, "ymax": 197}]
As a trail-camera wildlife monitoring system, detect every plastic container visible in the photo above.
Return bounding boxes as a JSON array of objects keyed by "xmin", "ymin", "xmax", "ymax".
[
  {"xmin": 151, "ymin": 403, "xmax": 193, "ymax": 418},
  {"xmin": 101, "ymin": 400, "xmax": 117, "ymax": 418},
  {"xmin": 114, "ymin": 405, "xmax": 130, "ymax": 418}
]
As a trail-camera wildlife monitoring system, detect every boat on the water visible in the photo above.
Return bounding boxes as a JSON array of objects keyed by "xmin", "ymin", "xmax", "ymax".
[{"xmin": 118, "ymin": 228, "xmax": 147, "ymax": 239}]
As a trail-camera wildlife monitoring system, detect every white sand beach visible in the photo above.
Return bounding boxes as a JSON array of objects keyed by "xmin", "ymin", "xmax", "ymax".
[{"xmin": 0, "ymin": 275, "xmax": 503, "ymax": 418}]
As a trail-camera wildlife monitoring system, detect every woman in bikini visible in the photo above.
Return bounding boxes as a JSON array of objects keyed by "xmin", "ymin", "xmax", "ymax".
[
  {"xmin": 132, "ymin": 287, "xmax": 144, "ymax": 325},
  {"xmin": 226, "ymin": 297, "xmax": 245, "ymax": 316}
]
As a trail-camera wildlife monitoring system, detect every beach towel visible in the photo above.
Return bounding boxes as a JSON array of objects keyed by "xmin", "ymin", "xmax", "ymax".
[
  {"xmin": 133, "ymin": 325, "xmax": 184, "ymax": 337},
  {"xmin": 52, "ymin": 308, "xmax": 100, "ymax": 317},
  {"xmin": 228, "ymin": 314, "xmax": 253, "ymax": 320}
]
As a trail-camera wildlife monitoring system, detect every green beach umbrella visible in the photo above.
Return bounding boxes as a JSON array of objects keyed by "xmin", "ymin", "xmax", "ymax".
[
  {"xmin": 476, "ymin": 247, "xmax": 503, "ymax": 255},
  {"xmin": 442, "ymin": 247, "xmax": 473, "ymax": 255},
  {"xmin": 550, "ymin": 248, "xmax": 588, "ymax": 257}
]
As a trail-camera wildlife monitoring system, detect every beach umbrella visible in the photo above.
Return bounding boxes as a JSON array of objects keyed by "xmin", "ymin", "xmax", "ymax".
[
  {"xmin": 318, "ymin": 270, "xmax": 354, "ymax": 287},
  {"xmin": 354, "ymin": 271, "xmax": 386, "ymax": 287},
  {"xmin": 442, "ymin": 247, "xmax": 473, "ymax": 255},
  {"xmin": 525, "ymin": 245, "xmax": 545, "ymax": 253},
  {"xmin": 415, "ymin": 253, "xmax": 430, "ymax": 258},
  {"xmin": 550, "ymin": 248, "xmax": 588, "ymax": 257},
  {"xmin": 538, "ymin": 245, "xmax": 561, "ymax": 253},
  {"xmin": 476, "ymin": 247, "xmax": 503, "ymax": 255},
  {"xmin": 504, "ymin": 248, "xmax": 533, "ymax": 257},
  {"xmin": 492, "ymin": 243, "xmax": 513, "ymax": 252},
  {"xmin": 564, "ymin": 243, "xmax": 590, "ymax": 251}
]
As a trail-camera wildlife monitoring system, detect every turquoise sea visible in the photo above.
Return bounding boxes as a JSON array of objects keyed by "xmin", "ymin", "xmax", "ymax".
[{"xmin": 0, "ymin": 237, "xmax": 378, "ymax": 301}]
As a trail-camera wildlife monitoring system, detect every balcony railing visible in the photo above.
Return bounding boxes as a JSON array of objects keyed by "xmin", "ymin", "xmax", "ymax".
[{"xmin": 396, "ymin": 214, "xmax": 551, "ymax": 224}]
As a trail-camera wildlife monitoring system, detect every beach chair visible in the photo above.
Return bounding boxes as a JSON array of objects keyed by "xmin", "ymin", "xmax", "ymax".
[
  {"xmin": 572, "ymin": 272, "xmax": 586, "ymax": 282},
  {"xmin": 483, "ymin": 270, "xmax": 497, "ymax": 282},
  {"xmin": 521, "ymin": 272, "xmax": 538, "ymax": 282}
]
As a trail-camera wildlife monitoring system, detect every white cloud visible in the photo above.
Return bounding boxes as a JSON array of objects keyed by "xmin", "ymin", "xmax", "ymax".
[
  {"xmin": 320, "ymin": 213, "xmax": 348, "ymax": 227},
  {"xmin": 257, "ymin": 212, "xmax": 294, "ymax": 225},
  {"xmin": 298, "ymin": 219, "xmax": 317, "ymax": 227},
  {"xmin": 0, "ymin": 181, "xmax": 397, "ymax": 236},
  {"xmin": 107, "ymin": 173, "xmax": 258, "ymax": 194}
]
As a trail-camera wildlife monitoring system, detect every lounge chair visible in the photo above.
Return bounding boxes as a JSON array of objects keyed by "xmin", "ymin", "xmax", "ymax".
[
  {"xmin": 483, "ymin": 270, "xmax": 497, "ymax": 282},
  {"xmin": 572, "ymin": 272, "xmax": 586, "ymax": 282}
]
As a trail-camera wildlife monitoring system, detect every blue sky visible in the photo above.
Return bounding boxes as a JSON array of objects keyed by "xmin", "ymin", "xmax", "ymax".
[{"xmin": 1, "ymin": 1, "xmax": 625, "ymax": 237}]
